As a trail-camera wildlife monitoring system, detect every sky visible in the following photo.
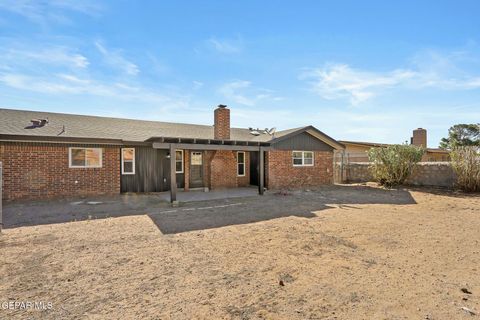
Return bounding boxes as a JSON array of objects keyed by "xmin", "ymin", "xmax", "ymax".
[{"xmin": 1, "ymin": 1, "xmax": 480, "ymax": 147}]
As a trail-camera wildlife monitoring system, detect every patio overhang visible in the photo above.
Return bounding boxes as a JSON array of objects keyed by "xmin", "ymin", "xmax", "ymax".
[
  {"xmin": 148, "ymin": 137, "xmax": 268, "ymax": 203},
  {"xmin": 148, "ymin": 136, "xmax": 271, "ymax": 151}
]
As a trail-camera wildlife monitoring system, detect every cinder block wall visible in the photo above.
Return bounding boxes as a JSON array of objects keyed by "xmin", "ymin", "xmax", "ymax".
[
  {"xmin": 0, "ymin": 142, "xmax": 120, "ymax": 201},
  {"xmin": 207, "ymin": 150, "xmax": 250, "ymax": 189},
  {"xmin": 345, "ymin": 163, "xmax": 374, "ymax": 182},
  {"xmin": 346, "ymin": 162, "xmax": 456, "ymax": 188},
  {"xmin": 267, "ymin": 150, "xmax": 333, "ymax": 189},
  {"xmin": 406, "ymin": 162, "xmax": 456, "ymax": 187}
]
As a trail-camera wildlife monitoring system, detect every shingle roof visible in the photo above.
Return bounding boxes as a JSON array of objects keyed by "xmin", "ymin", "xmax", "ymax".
[{"xmin": 0, "ymin": 108, "xmax": 297, "ymax": 143}]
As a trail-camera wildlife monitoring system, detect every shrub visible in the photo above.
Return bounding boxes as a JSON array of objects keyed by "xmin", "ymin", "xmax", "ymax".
[
  {"xmin": 450, "ymin": 146, "xmax": 480, "ymax": 192},
  {"xmin": 368, "ymin": 144, "xmax": 424, "ymax": 187}
]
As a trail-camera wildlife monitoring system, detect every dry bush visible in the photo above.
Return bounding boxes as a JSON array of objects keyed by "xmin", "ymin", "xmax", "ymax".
[
  {"xmin": 368, "ymin": 144, "xmax": 424, "ymax": 187},
  {"xmin": 450, "ymin": 146, "xmax": 480, "ymax": 192}
]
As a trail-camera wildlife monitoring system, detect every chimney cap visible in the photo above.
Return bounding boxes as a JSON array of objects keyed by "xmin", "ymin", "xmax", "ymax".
[{"xmin": 217, "ymin": 104, "xmax": 227, "ymax": 109}]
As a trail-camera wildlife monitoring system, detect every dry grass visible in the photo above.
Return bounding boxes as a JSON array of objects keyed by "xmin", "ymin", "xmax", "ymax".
[{"xmin": 0, "ymin": 187, "xmax": 479, "ymax": 319}]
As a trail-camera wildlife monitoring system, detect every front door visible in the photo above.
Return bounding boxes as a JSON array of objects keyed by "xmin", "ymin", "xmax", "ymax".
[{"xmin": 190, "ymin": 151, "xmax": 204, "ymax": 188}]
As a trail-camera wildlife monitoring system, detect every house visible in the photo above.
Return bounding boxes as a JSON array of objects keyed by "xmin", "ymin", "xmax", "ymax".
[
  {"xmin": 0, "ymin": 105, "xmax": 344, "ymax": 202},
  {"xmin": 340, "ymin": 128, "xmax": 450, "ymax": 162}
]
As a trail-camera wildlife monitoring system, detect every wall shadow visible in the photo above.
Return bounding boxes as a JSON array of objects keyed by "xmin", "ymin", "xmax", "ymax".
[
  {"xmin": 3, "ymin": 185, "xmax": 417, "ymax": 232},
  {"xmin": 2, "ymin": 194, "xmax": 171, "ymax": 229},
  {"xmin": 148, "ymin": 184, "xmax": 417, "ymax": 234}
]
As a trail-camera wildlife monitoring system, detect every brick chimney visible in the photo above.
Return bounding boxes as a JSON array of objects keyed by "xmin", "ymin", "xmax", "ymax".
[
  {"xmin": 214, "ymin": 104, "xmax": 230, "ymax": 140},
  {"xmin": 411, "ymin": 128, "xmax": 427, "ymax": 147}
]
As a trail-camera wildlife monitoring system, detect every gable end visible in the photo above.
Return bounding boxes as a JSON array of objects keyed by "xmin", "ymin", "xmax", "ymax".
[{"xmin": 271, "ymin": 131, "xmax": 334, "ymax": 151}]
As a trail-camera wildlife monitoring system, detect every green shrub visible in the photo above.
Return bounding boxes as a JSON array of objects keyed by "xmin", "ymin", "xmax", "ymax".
[
  {"xmin": 368, "ymin": 144, "xmax": 424, "ymax": 187},
  {"xmin": 450, "ymin": 146, "xmax": 480, "ymax": 192}
]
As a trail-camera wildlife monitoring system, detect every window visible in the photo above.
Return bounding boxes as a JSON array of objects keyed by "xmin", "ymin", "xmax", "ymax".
[
  {"xmin": 191, "ymin": 152, "xmax": 202, "ymax": 165},
  {"xmin": 69, "ymin": 148, "xmax": 102, "ymax": 168},
  {"xmin": 175, "ymin": 150, "xmax": 184, "ymax": 173},
  {"xmin": 292, "ymin": 151, "xmax": 314, "ymax": 167},
  {"xmin": 122, "ymin": 148, "xmax": 135, "ymax": 175},
  {"xmin": 237, "ymin": 151, "xmax": 245, "ymax": 176}
]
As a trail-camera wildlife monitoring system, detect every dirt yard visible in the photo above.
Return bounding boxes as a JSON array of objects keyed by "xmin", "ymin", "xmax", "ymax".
[{"xmin": 1, "ymin": 184, "xmax": 479, "ymax": 319}]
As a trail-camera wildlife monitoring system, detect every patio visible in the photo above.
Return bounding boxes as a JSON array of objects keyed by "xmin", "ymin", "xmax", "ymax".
[{"xmin": 2, "ymin": 187, "xmax": 259, "ymax": 229}]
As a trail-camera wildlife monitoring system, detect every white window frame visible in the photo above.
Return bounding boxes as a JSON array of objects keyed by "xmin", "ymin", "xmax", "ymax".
[
  {"xmin": 237, "ymin": 151, "xmax": 246, "ymax": 176},
  {"xmin": 121, "ymin": 148, "xmax": 135, "ymax": 175},
  {"xmin": 175, "ymin": 150, "xmax": 184, "ymax": 173},
  {"xmin": 292, "ymin": 151, "xmax": 314, "ymax": 167},
  {"xmin": 68, "ymin": 147, "xmax": 103, "ymax": 168}
]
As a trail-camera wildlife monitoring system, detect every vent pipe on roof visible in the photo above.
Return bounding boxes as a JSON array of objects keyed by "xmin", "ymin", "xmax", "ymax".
[{"xmin": 30, "ymin": 118, "xmax": 49, "ymax": 127}]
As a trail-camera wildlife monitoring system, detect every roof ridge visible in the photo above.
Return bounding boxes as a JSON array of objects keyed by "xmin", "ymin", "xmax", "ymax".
[{"xmin": 0, "ymin": 107, "xmax": 274, "ymax": 132}]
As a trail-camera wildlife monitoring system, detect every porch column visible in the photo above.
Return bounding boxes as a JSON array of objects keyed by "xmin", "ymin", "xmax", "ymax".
[
  {"xmin": 170, "ymin": 143, "xmax": 177, "ymax": 203},
  {"xmin": 259, "ymin": 147, "xmax": 264, "ymax": 195},
  {"xmin": 0, "ymin": 161, "xmax": 3, "ymax": 233}
]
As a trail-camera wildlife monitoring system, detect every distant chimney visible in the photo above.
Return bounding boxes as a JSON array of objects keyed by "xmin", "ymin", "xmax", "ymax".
[
  {"xmin": 214, "ymin": 104, "xmax": 230, "ymax": 140},
  {"xmin": 411, "ymin": 128, "xmax": 427, "ymax": 147}
]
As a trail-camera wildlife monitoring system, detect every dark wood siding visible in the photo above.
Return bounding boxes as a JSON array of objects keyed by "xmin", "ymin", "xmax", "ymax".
[
  {"xmin": 272, "ymin": 132, "xmax": 334, "ymax": 151},
  {"xmin": 120, "ymin": 147, "xmax": 184, "ymax": 193}
]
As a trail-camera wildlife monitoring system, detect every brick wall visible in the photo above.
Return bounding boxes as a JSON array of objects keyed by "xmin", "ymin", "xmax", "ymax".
[
  {"xmin": 267, "ymin": 150, "xmax": 333, "ymax": 189},
  {"xmin": 207, "ymin": 150, "xmax": 250, "ymax": 189},
  {"xmin": 0, "ymin": 142, "xmax": 120, "ymax": 201}
]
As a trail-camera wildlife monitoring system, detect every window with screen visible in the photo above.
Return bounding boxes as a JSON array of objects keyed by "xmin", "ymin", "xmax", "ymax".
[
  {"xmin": 69, "ymin": 148, "xmax": 102, "ymax": 168},
  {"xmin": 292, "ymin": 151, "xmax": 314, "ymax": 167},
  {"xmin": 175, "ymin": 150, "xmax": 184, "ymax": 173},
  {"xmin": 237, "ymin": 151, "xmax": 245, "ymax": 176},
  {"xmin": 122, "ymin": 148, "xmax": 135, "ymax": 174}
]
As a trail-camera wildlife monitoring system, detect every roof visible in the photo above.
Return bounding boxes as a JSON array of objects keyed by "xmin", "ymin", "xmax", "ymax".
[
  {"xmin": 339, "ymin": 140, "xmax": 449, "ymax": 154},
  {"xmin": 0, "ymin": 108, "xmax": 343, "ymax": 149},
  {"xmin": 340, "ymin": 140, "xmax": 391, "ymax": 148},
  {"xmin": 0, "ymin": 108, "xmax": 275, "ymax": 143}
]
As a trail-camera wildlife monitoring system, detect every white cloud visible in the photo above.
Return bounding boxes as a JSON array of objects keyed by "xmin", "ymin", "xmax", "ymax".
[
  {"xmin": 193, "ymin": 81, "xmax": 204, "ymax": 90},
  {"xmin": 302, "ymin": 50, "xmax": 480, "ymax": 105},
  {"xmin": 218, "ymin": 80, "xmax": 283, "ymax": 106},
  {"xmin": 0, "ymin": 0, "xmax": 102, "ymax": 25},
  {"xmin": 301, "ymin": 64, "xmax": 416, "ymax": 105},
  {"xmin": 0, "ymin": 72, "xmax": 186, "ymax": 108},
  {"xmin": 219, "ymin": 80, "xmax": 255, "ymax": 106},
  {"xmin": 2, "ymin": 47, "xmax": 89, "ymax": 69},
  {"xmin": 95, "ymin": 41, "xmax": 139, "ymax": 76},
  {"xmin": 208, "ymin": 37, "xmax": 242, "ymax": 54}
]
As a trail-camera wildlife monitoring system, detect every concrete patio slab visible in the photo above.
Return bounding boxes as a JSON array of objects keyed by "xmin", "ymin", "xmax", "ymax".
[
  {"xmin": 156, "ymin": 186, "xmax": 258, "ymax": 202},
  {"xmin": 2, "ymin": 187, "xmax": 260, "ymax": 228}
]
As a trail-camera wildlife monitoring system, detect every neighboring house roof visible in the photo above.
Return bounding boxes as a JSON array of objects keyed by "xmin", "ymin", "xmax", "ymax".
[
  {"xmin": 339, "ymin": 140, "xmax": 449, "ymax": 154},
  {"xmin": 272, "ymin": 126, "xmax": 345, "ymax": 150},
  {"xmin": 0, "ymin": 108, "xmax": 343, "ymax": 149},
  {"xmin": 339, "ymin": 140, "xmax": 390, "ymax": 148}
]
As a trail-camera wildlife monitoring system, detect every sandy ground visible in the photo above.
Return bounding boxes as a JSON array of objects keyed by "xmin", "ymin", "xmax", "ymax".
[{"xmin": 0, "ymin": 185, "xmax": 479, "ymax": 319}]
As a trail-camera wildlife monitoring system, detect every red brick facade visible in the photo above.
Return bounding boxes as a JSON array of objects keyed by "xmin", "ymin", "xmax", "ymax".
[
  {"xmin": 0, "ymin": 142, "xmax": 120, "ymax": 201},
  {"xmin": 179, "ymin": 149, "xmax": 250, "ymax": 190},
  {"xmin": 266, "ymin": 150, "xmax": 333, "ymax": 189},
  {"xmin": 206, "ymin": 150, "xmax": 250, "ymax": 189},
  {"xmin": 0, "ymin": 142, "xmax": 334, "ymax": 201}
]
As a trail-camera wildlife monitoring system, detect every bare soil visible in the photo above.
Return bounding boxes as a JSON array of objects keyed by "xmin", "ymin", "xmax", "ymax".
[{"xmin": 1, "ymin": 184, "xmax": 479, "ymax": 319}]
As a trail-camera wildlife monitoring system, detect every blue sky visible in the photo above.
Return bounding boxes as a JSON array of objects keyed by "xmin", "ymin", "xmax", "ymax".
[{"xmin": 1, "ymin": 0, "xmax": 480, "ymax": 147}]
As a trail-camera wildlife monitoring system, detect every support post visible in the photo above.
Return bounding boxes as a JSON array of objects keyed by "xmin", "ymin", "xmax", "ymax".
[
  {"xmin": 0, "ymin": 162, "xmax": 3, "ymax": 233},
  {"xmin": 169, "ymin": 144, "xmax": 177, "ymax": 203},
  {"xmin": 259, "ymin": 147, "xmax": 264, "ymax": 195}
]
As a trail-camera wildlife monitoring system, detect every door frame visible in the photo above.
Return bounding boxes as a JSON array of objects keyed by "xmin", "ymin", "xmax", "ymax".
[{"xmin": 189, "ymin": 151, "xmax": 204, "ymax": 188}]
